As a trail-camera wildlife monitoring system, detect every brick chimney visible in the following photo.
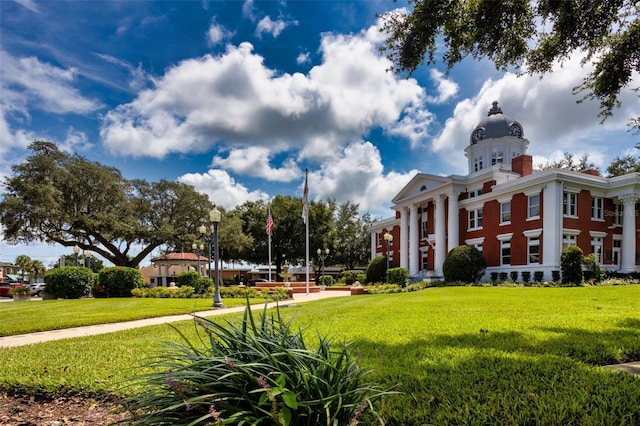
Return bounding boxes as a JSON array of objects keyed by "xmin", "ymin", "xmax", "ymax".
[
  {"xmin": 581, "ymin": 169, "xmax": 601, "ymax": 176},
  {"xmin": 512, "ymin": 155, "xmax": 533, "ymax": 177}
]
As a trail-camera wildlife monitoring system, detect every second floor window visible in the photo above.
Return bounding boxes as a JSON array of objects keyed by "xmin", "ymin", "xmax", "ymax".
[
  {"xmin": 500, "ymin": 201, "xmax": 511, "ymax": 223},
  {"xmin": 591, "ymin": 197, "xmax": 603, "ymax": 220},
  {"xmin": 563, "ymin": 192, "xmax": 577, "ymax": 217},
  {"xmin": 469, "ymin": 208, "xmax": 483, "ymax": 230},
  {"xmin": 528, "ymin": 194, "xmax": 540, "ymax": 218}
]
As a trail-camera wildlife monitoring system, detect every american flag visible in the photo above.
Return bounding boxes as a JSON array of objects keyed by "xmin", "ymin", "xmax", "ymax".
[{"xmin": 266, "ymin": 207, "xmax": 274, "ymax": 235}]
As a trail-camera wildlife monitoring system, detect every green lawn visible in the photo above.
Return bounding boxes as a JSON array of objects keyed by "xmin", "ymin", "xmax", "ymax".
[
  {"xmin": 0, "ymin": 297, "xmax": 261, "ymax": 336},
  {"xmin": 1, "ymin": 286, "xmax": 640, "ymax": 424}
]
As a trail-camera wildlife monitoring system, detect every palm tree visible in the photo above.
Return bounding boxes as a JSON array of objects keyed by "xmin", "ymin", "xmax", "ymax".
[
  {"xmin": 15, "ymin": 255, "xmax": 32, "ymax": 283},
  {"xmin": 30, "ymin": 260, "xmax": 46, "ymax": 283}
]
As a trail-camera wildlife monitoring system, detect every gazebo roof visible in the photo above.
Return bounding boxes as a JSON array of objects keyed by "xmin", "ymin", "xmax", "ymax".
[{"xmin": 151, "ymin": 252, "xmax": 208, "ymax": 263}]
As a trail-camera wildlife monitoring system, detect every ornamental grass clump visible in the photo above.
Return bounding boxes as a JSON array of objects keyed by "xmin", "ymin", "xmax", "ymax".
[{"xmin": 118, "ymin": 302, "xmax": 393, "ymax": 425}]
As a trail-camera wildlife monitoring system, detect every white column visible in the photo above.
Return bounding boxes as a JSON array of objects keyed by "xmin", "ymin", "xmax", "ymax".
[
  {"xmin": 400, "ymin": 207, "xmax": 409, "ymax": 269},
  {"xmin": 542, "ymin": 182, "xmax": 562, "ymax": 274},
  {"xmin": 409, "ymin": 204, "xmax": 419, "ymax": 275},
  {"xmin": 370, "ymin": 231, "xmax": 377, "ymax": 261},
  {"xmin": 620, "ymin": 194, "xmax": 639, "ymax": 272},
  {"xmin": 435, "ymin": 195, "xmax": 446, "ymax": 275},
  {"xmin": 447, "ymin": 192, "xmax": 460, "ymax": 252}
]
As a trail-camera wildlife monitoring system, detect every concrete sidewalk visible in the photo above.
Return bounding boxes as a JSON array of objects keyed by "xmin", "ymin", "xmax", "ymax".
[{"xmin": 0, "ymin": 290, "xmax": 351, "ymax": 348}]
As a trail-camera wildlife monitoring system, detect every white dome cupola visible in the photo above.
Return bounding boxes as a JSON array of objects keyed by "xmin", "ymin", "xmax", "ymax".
[{"xmin": 464, "ymin": 101, "xmax": 529, "ymax": 174}]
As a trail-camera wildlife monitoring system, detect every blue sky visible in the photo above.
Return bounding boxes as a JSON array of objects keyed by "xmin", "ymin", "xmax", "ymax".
[{"xmin": 1, "ymin": 0, "xmax": 638, "ymax": 267}]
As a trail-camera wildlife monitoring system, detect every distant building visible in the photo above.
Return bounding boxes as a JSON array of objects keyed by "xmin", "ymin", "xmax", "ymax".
[{"xmin": 371, "ymin": 101, "xmax": 640, "ymax": 281}]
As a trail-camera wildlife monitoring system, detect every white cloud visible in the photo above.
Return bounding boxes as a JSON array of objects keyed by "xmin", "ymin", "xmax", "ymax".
[
  {"xmin": 211, "ymin": 147, "xmax": 300, "ymax": 182},
  {"xmin": 14, "ymin": 0, "xmax": 39, "ymax": 13},
  {"xmin": 426, "ymin": 69, "xmax": 459, "ymax": 104},
  {"xmin": 296, "ymin": 52, "xmax": 310, "ymax": 65},
  {"xmin": 178, "ymin": 169, "xmax": 269, "ymax": 210},
  {"xmin": 255, "ymin": 16, "xmax": 291, "ymax": 38},
  {"xmin": 0, "ymin": 50, "xmax": 101, "ymax": 115},
  {"xmin": 311, "ymin": 141, "xmax": 417, "ymax": 216},
  {"xmin": 207, "ymin": 20, "xmax": 231, "ymax": 46},
  {"xmin": 242, "ymin": 0, "xmax": 256, "ymax": 21},
  {"xmin": 431, "ymin": 54, "xmax": 640, "ymax": 175},
  {"xmin": 100, "ymin": 19, "xmax": 429, "ymax": 174}
]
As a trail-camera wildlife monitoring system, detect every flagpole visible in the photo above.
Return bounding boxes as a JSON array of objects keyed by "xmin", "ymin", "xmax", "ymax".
[
  {"xmin": 302, "ymin": 169, "xmax": 310, "ymax": 295},
  {"xmin": 267, "ymin": 204, "xmax": 273, "ymax": 282}
]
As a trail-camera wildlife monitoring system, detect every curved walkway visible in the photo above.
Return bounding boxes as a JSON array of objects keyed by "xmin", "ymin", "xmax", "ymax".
[{"xmin": 0, "ymin": 290, "xmax": 351, "ymax": 348}]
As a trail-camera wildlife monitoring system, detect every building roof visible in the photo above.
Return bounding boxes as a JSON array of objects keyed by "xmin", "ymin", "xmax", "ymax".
[
  {"xmin": 151, "ymin": 252, "xmax": 208, "ymax": 262},
  {"xmin": 470, "ymin": 101, "xmax": 523, "ymax": 143}
]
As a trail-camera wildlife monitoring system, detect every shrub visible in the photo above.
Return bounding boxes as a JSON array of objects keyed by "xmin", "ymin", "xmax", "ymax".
[
  {"xmin": 510, "ymin": 271, "xmax": 519, "ymax": 282},
  {"xmin": 490, "ymin": 272, "xmax": 499, "ymax": 282},
  {"xmin": 119, "ymin": 303, "xmax": 393, "ymax": 425},
  {"xmin": 534, "ymin": 271, "xmax": 544, "ymax": 282},
  {"xmin": 356, "ymin": 273, "xmax": 367, "ymax": 284},
  {"xmin": 317, "ymin": 275, "xmax": 333, "ymax": 286},
  {"xmin": 366, "ymin": 255, "xmax": 388, "ymax": 284},
  {"xmin": 176, "ymin": 271, "xmax": 200, "ymax": 288},
  {"xmin": 387, "ymin": 267, "xmax": 409, "ymax": 287},
  {"xmin": 499, "ymin": 272, "xmax": 508, "ymax": 282},
  {"xmin": 582, "ymin": 253, "xmax": 605, "ymax": 283},
  {"xmin": 341, "ymin": 270, "xmax": 359, "ymax": 284},
  {"xmin": 442, "ymin": 245, "xmax": 486, "ymax": 283},
  {"xmin": 551, "ymin": 270, "xmax": 561, "ymax": 282},
  {"xmin": 561, "ymin": 246, "xmax": 584, "ymax": 285},
  {"xmin": 98, "ymin": 266, "xmax": 145, "ymax": 297},
  {"xmin": 521, "ymin": 271, "xmax": 531, "ymax": 284},
  {"xmin": 44, "ymin": 267, "xmax": 94, "ymax": 299}
]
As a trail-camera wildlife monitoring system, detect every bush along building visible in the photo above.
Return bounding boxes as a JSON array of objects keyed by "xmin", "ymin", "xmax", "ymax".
[{"xmin": 371, "ymin": 101, "xmax": 640, "ymax": 282}]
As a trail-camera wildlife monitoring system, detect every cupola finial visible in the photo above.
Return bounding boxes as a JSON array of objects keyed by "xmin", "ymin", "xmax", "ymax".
[{"xmin": 488, "ymin": 101, "xmax": 502, "ymax": 116}]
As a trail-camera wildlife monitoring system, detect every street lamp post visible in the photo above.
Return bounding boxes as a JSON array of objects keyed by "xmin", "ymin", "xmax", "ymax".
[
  {"xmin": 316, "ymin": 248, "xmax": 330, "ymax": 286},
  {"xmin": 192, "ymin": 242, "xmax": 204, "ymax": 276},
  {"xmin": 384, "ymin": 232, "xmax": 393, "ymax": 271},
  {"xmin": 73, "ymin": 245, "xmax": 80, "ymax": 266},
  {"xmin": 85, "ymin": 250, "xmax": 92, "ymax": 271},
  {"xmin": 199, "ymin": 206, "xmax": 224, "ymax": 308}
]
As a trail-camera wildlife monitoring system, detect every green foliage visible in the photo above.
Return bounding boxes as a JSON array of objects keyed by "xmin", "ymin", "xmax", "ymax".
[
  {"xmin": 521, "ymin": 271, "xmax": 531, "ymax": 284},
  {"xmin": 366, "ymin": 255, "xmax": 388, "ymax": 284},
  {"xmin": 387, "ymin": 267, "xmax": 409, "ymax": 287},
  {"xmin": 9, "ymin": 286, "xmax": 31, "ymax": 296},
  {"xmin": 0, "ymin": 141, "xmax": 219, "ymax": 267},
  {"xmin": 131, "ymin": 286, "xmax": 196, "ymax": 298},
  {"xmin": 44, "ymin": 267, "xmax": 94, "ymax": 299},
  {"xmin": 98, "ymin": 267, "xmax": 145, "ymax": 297},
  {"xmin": 534, "ymin": 271, "xmax": 544, "ymax": 282},
  {"xmin": 442, "ymin": 245, "xmax": 486, "ymax": 283},
  {"xmin": 176, "ymin": 271, "xmax": 199, "ymax": 288},
  {"xmin": 561, "ymin": 245, "xmax": 584, "ymax": 285},
  {"xmin": 317, "ymin": 275, "xmax": 333, "ymax": 286},
  {"xmin": 583, "ymin": 253, "xmax": 605, "ymax": 283},
  {"xmin": 552, "ymin": 270, "xmax": 561, "ymax": 282},
  {"xmin": 3, "ymin": 287, "xmax": 640, "ymax": 423},
  {"xmin": 119, "ymin": 303, "xmax": 392, "ymax": 425},
  {"xmin": 510, "ymin": 271, "xmax": 519, "ymax": 282},
  {"xmin": 380, "ymin": 0, "xmax": 639, "ymax": 124},
  {"xmin": 606, "ymin": 154, "xmax": 640, "ymax": 177}
]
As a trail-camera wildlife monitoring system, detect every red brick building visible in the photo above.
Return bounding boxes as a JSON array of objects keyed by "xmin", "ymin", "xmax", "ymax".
[{"xmin": 371, "ymin": 102, "xmax": 640, "ymax": 281}]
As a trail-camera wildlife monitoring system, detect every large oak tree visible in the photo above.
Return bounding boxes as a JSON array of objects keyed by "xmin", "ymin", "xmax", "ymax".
[
  {"xmin": 381, "ymin": 0, "xmax": 639, "ymax": 125},
  {"xmin": 0, "ymin": 141, "xmax": 215, "ymax": 267}
]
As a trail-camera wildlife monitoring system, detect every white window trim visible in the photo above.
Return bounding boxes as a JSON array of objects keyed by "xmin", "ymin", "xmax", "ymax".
[
  {"xmin": 527, "ymin": 194, "xmax": 541, "ymax": 220},
  {"xmin": 500, "ymin": 201, "xmax": 511, "ymax": 225},
  {"xmin": 591, "ymin": 197, "xmax": 604, "ymax": 221},
  {"xmin": 496, "ymin": 233, "xmax": 513, "ymax": 242},
  {"xmin": 589, "ymin": 230, "xmax": 607, "ymax": 238},
  {"xmin": 563, "ymin": 192, "xmax": 578, "ymax": 218},
  {"xmin": 468, "ymin": 208, "xmax": 483, "ymax": 230},
  {"xmin": 523, "ymin": 228, "xmax": 542, "ymax": 238},
  {"xmin": 465, "ymin": 237, "xmax": 486, "ymax": 246}
]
